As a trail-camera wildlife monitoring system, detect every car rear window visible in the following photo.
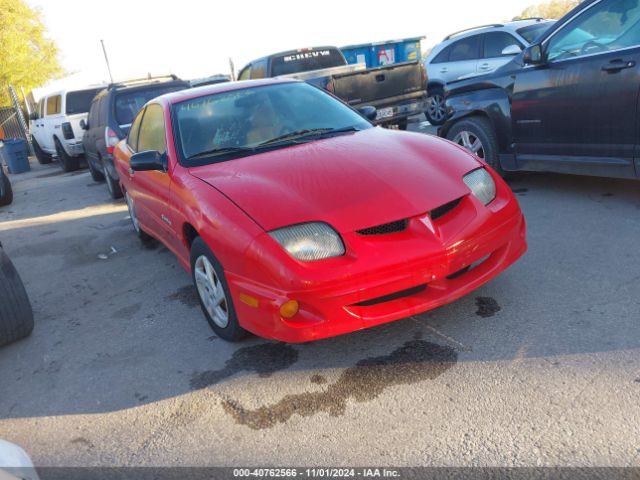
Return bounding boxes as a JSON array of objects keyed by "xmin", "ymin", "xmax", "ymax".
[
  {"xmin": 271, "ymin": 48, "xmax": 345, "ymax": 76},
  {"xmin": 66, "ymin": 88, "xmax": 103, "ymax": 115},
  {"xmin": 114, "ymin": 84, "xmax": 187, "ymax": 126},
  {"xmin": 517, "ymin": 22, "xmax": 555, "ymax": 43}
]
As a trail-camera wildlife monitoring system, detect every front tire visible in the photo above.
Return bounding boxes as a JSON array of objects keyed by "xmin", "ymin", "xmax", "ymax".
[
  {"xmin": 0, "ymin": 247, "xmax": 34, "ymax": 347},
  {"xmin": 54, "ymin": 138, "xmax": 79, "ymax": 172},
  {"xmin": 425, "ymin": 86, "xmax": 447, "ymax": 126},
  {"xmin": 190, "ymin": 237, "xmax": 248, "ymax": 342},
  {"xmin": 0, "ymin": 174, "xmax": 13, "ymax": 207},
  {"xmin": 32, "ymin": 138, "xmax": 52, "ymax": 165},
  {"xmin": 446, "ymin": 116, "xmax": 502, "ymax": 175}
]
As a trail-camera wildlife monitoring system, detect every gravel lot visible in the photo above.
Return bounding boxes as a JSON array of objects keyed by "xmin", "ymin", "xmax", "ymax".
[{"xmin": 1, "ymin": 126, "xmax": 639, "ymax": 467}]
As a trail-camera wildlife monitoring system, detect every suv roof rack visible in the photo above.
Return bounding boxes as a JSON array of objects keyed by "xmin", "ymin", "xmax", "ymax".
[
  {"xmin": 107, "ymin": 74, "xmax": 180, "ymax": 90},
  {"xmin": 444, "ymin": 24, "xmax": 504, "ymax": 41},
  {"xmin": 515, "ymin": 17, "xmax": 546, "ymax": 22}
]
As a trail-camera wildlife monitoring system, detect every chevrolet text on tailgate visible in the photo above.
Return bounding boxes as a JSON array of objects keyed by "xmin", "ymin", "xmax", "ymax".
[{"xmin": 238, "ymin": 47, "xmax": 428, "ymax": 129}]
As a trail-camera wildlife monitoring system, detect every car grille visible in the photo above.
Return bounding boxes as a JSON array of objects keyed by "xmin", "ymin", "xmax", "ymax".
[
  {"xmin": 353, "ymin": 284, "xmax": 427, "ymax": 307},
  {"xmin": 431, "ymin": 197, "xmax": 463, "ymax": 221},
  {"xmin": 356, "ymin": 219, "xmax": 408, "ymax": 236}
]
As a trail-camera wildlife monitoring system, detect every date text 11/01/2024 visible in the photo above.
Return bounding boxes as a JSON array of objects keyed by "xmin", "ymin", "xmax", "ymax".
[{"xmin": 232, "ymin": 468, "xmax": 401, "ymax": 478}]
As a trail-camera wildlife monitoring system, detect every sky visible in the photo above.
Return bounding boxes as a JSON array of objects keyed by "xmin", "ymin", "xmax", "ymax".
[{"xmin": 28, "ymin": 0, "xmax": 538, "ymax": 90}]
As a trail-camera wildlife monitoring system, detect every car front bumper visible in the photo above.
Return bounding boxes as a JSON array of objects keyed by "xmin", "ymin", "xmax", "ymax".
[{"xmin": 226, "ymin": 182, "xmax": 527, "ymax": 343}]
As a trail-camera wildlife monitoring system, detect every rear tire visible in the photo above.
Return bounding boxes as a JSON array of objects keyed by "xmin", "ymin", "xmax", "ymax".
[
  {"xmin": 0, "ymin": 174, "xmax": 13, "ymax": 207},
  {"xmin": 87, "ymin": 157, "xmax": 105, "ymax": 182},
  {"xmin": 426, "ymin": 86, "xmax": 447, "ymax": 126},
  {"xmin": 32, "ymin": 138, "xmax": 52, "ymax": 165},
  {"xmin": 125, "ymin": 191, "xmax": 155, "ymax": 245},
  {"xmin": 0, "ymin": 247, "xmax": 34, "ymax": 347},
  {"xmin": 446, "ymin": 116, "xmax": 503, "ymax": 175},
  {"xmin": 190, "ymin": 237, "xmax": 248, "ymax": 342},
  {"xmin": 54, "ymin": 138, "xmax": 79, "ymax": 172},
  {"xmin": 103, "ymin": 159, "xmax": 123, "ymax": 199}
]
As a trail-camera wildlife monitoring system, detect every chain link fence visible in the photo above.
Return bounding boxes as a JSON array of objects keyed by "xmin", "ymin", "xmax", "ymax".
[{"xmin": 0, "ymin": 86, "xmax": 34, "ymax": 156}]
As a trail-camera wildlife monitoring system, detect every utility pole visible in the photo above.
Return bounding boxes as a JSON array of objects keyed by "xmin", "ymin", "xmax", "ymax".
[{"xmin": 101, "ymin": 39, "xmax": 114, "ymax": 83}]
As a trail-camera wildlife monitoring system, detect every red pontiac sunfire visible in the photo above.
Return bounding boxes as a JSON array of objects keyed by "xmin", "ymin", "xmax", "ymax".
[{"xmin": 114, "ymin": 79, "xmax": 527, "ymax": 343}]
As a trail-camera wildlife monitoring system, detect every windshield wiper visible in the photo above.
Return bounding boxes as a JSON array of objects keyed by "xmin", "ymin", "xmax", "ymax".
[
  {"xmin": 258, "ymin": 126, "xmax": 361, "ymax": 146},
  {"xmin": 186, "ymin": 146, "xmax": 254, "ymax": 160}
]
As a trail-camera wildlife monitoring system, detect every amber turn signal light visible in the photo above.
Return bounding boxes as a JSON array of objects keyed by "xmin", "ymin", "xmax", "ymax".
[{"xmin": 279, "ymin": 300, "xmax": 299, "ymax": 319}]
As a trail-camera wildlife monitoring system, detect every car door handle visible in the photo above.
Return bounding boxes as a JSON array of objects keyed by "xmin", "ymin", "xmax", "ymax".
[
  {"xmin": 479, "ymin": 63, "xmax": 491, "ymax": 70},
  {"xmin": 440, "ymin": 68, "xmax": 448, "ymax": 73},
  {"xmin": 602, "ymin": 60, "xmax": 636, "ymax": 72}
]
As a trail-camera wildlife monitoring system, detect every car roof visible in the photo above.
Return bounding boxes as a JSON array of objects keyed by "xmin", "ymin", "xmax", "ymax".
[
  {"xmin": 441, "ymin": 18, "xmax": 553, "ymax": 42},
  {"xmin": 40, "ymin": 85, "xmax": 107, "ymax": 98},
  {"xmin": 157, "ymin": 78, "xmax": 298, "ymax": 106}
]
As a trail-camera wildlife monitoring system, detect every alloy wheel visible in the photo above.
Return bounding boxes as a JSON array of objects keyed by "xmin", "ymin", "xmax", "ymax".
[
  {"xmin": 453, "ymin": 130, "xmax": 486, "ymax": 159},
  {"xmin": 194, "ymin": 255, "xmax": 229, "ymax": 329},
  {"xmin": 426, "ymin": 94, "xmax": 447, "ymax": 124}
]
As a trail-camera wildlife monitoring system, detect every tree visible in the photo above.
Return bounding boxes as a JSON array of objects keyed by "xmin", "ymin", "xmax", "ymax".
[
  {"xmin": 0, "ymin": 0, "xmax": 62, "ymax": 106},
  {"xmin": 514, "ymin": 0, "xmax": 581, "ymax": 20}
]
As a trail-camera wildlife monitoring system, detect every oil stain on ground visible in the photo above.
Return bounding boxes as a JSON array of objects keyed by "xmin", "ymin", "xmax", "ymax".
[
  {"xmin": 475, "ymin": 297, "xmax": 501, "ymax": 318},
  {"xmin": 190, "ymin": 343, "xmax": 299, "ymax": 390},
  {"xmin": 221, "ymin": 340, "xmax": 457, "ymax": 430},
  {"xmin": 166, "ymin": 285, "xmax": 200, "ymax": 308}
]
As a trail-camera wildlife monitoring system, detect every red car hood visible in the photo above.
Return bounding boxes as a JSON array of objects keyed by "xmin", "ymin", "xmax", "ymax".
[{"xmin": 189, "ymin": 128, "xmax": 482, "ymax": 232}]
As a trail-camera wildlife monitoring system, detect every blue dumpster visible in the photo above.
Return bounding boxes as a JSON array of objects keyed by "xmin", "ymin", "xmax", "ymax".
[
  {"xmin": 0, "ymin": 139, "xmax": 30, "ymax": 174},
  {"xmin": 341, "ymin": 37, "xmax": 425, "ymax": 68}
]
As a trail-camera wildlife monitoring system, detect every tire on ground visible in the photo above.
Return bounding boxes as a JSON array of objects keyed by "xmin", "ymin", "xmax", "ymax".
[
  {"xmin": 54, "ymin": 138, "xmax": 80, "ymax": 172},
  {"xmin": 190, "ymin": 237, "xmax": 248, "ymax": 342},
  {"xmin": 446, "ymin": 116, "xmax": 503, "ymax": 175},
  {"xmin": 32, "ymin": 138, "xmax": 52, "ymax": 165},
  {"xmin": 103, "ymin": 159, "xmax": 123, "ymax": 199},
  {"xmin": 0, "ymin": 247, "xmax": 34, "ymax": 347},
  {"xmin": 426, "ymin": 85, "xmax": 447, "ymax": 126},
  {"xmin": 0, "ymin": 174, "xmax": 13, "ymax": 206}
]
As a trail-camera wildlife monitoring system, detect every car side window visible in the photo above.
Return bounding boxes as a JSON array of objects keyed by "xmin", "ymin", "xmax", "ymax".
[
  {"xmin": 251, "ymin": 59, "xmax": 268, "ymax": 79},
  {"xmin": 484, "ymin": 32, "xmax": 523, "ymax": 58},
  {"xmin": 46, "ymin": 95, "xmax": 61, "ymax": 116},
  {"xmin": 547, "ymin": 0, "xmax": 640, "ymax": 61},
  {"xmin": 137, "ymin": 104, "xmax": 167, "ymax": 153},
  {"xmin": 128, "ymin": 108, "xmax": 145, "ymax": 152},
  {"xmin": 238, "ymin": 65, "xmax": 252, "ymax": 80},
  {"xmin": 431, "ymin": 46, "xmax": 451, "ymax": 64},
  {"xmin": 448, "ymin": 35, "xmax": 482, "ymax": 61}
]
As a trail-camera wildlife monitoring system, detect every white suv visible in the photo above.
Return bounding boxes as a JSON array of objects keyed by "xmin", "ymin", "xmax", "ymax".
[
  {"xmin": 423, "ymin": 19, "xmax": 554, "ymax": 125},
  {"xmin": 30, "ymin": 86, "xmax": 105, "ymax": 171}
]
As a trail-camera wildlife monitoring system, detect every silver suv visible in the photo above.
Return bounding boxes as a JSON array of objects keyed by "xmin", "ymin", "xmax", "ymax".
[{"xmin": 423, "ymin": 18, "xmax": 554, "ymax": 125}]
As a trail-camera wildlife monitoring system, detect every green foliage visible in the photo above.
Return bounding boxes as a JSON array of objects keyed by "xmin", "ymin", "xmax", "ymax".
[
  {"xmin": 0, "ymin": 0, "xmax": 62, "ymax": 106},
  {"xmin": 514, "ymin": 0, "xmax": 581, "ymax": 20}
]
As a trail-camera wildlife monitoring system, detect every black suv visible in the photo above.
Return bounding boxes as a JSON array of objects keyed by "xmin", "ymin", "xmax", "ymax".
[
  {"xmin": 440, "ymin": 0, "xmax": 640, "ymax": 180},
  {"xmin": 81, "ymin": 76, "xmax": 190, "ymax": 198}
]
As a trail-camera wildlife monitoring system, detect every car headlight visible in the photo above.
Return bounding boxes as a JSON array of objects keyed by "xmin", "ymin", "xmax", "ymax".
[
  {"xmin": 269, "ymin": 222, "xmax": 345, "ymax": 262},
  {"xmin": 463, "ymin": 168, "xmax": 496, "ymax": 206}
]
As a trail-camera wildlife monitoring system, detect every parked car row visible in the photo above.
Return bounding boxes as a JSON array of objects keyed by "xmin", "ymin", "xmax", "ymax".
[{"xmin": 440, "ymin": 0, "xmax": 640, "ymax": 180}]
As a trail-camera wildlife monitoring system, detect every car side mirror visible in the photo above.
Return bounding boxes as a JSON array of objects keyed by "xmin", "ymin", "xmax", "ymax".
[
  {"xmin": 523, "ymin": 44, "xmax": 544, "ymax": 65},
  {"xmin": 130, "ymin": 150, "xmax": 167, "ymax": 172},
  {"xmin": 357, "ymin": 106, "xmax": 377, "ymax": 121},
  {"xmin": 502, "ymin": 44, "xmax": 523, "ymax": 56},
  {"xmin": 29, "ymin": 112, "xmax": 38, "ymax": 121},
  {"xmin": 79, "ymin": 119, "xmax": 88, "ymax": 130}
]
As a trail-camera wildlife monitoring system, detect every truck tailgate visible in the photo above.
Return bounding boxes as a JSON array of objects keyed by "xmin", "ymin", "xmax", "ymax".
[{"xmin": 332, "ymin": 61, "xmax": 425, "ymax": 106}]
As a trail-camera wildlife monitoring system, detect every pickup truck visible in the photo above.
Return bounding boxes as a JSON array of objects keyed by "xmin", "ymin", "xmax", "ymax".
[{"xmin": 237, "ymin": 46, "xmax": 427, "ymax": 129}]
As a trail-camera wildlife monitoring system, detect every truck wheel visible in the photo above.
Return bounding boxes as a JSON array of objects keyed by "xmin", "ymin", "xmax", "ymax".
[
  {"xmin": 447, "ymin": 116, "xmax": 503, "ymax": 175},
  {"xmin": 54, "ymin": 138, "xmax": 79, "ymax": 172},
  {"xmin": 0, "ymin": 247, "xmax": 34, "ymax": 347},
  {"xmin": 190, "ymin": 237, "xmax": 248, "ymax": 342},
  {"xmin": 32, "ymin": 138, "xmax": 52, "ymax": 165},
  {"xmin": 0, "ymin": 174, "xmax": 13, "ymax": 207},
  {"xmin": 426, "ymin": 86, "xmax": 447, "ymax": 126}
]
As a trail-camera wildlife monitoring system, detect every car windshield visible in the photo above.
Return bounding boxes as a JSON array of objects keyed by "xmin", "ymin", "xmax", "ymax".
[
  {"xmin": 115, "ymin": 84, "xmax": 187, "ymax": 126},
  {"xmin": 517, "ymin": 22, "xmax": 555, "ymax": 43},
  {"xmin": 173, "ymin": 82, "xmax": 372, "ymax": 166},
  {"xmin": 65, "ymin": 88, "xmax": 103, "ymax": 115}
]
